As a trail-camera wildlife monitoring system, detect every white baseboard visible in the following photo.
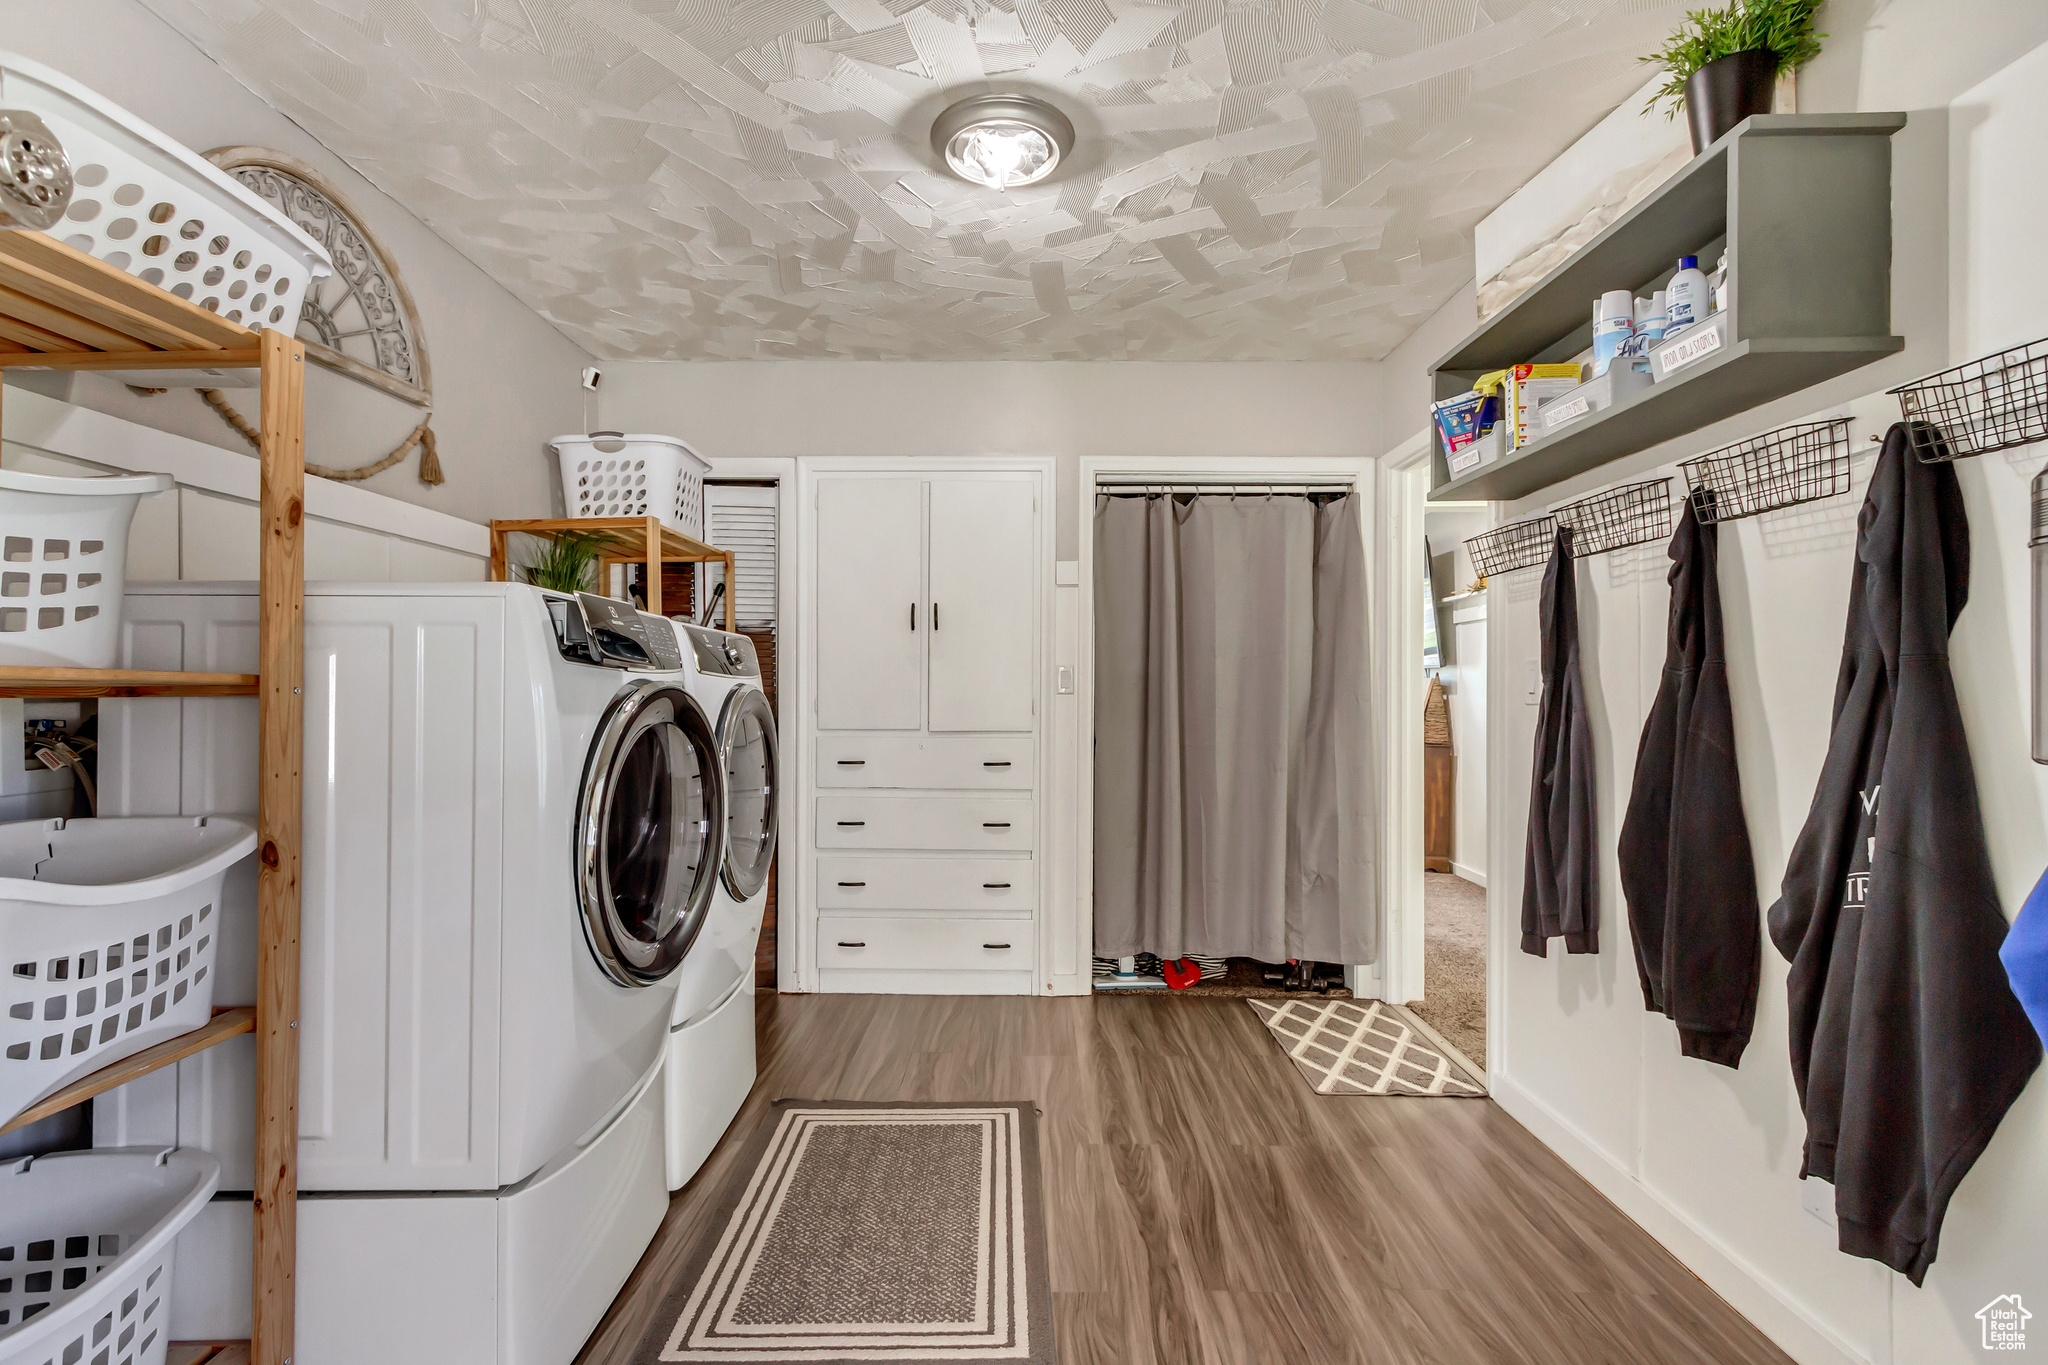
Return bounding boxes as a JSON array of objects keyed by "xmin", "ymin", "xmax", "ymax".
[
  {"xmin": 1488, "ymin": 1073, "xmax": 1869, "ymax": 1365},
  {"xmin": 1449, "ymin": 861, "xmax": 1487, "ymax": 888}
]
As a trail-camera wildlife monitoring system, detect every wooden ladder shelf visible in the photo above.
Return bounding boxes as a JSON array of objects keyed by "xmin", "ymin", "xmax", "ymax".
[{"xmin": 0, "ymin": 232, "xmax": 305, "ymax": 1365}]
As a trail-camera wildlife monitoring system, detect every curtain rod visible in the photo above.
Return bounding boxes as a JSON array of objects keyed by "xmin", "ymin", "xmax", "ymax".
[{"xmin": 1095, "ymin": 480, "xmax": 1355, "ymax": 494}]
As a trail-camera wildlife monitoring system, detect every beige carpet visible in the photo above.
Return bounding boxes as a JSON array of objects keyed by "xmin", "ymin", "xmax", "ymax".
[{"xmin": 1409, "ymin": 872, "xmax": 1487, "ymax": 1070}]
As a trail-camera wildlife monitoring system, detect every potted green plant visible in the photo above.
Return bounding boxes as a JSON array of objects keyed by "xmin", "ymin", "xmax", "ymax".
[
  {"xmin": 1643, "ymin": 0, "xmax": 1826, "ymax": 154},
  {"xmin": 516, "ymin": 530, "xmax": 603, "ymax": 594}
]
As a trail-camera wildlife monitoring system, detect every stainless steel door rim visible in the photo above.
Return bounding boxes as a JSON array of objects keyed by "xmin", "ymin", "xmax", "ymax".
[{"xmin": 576, "ymin": 679, "xmax": 727, "ymax": 986}]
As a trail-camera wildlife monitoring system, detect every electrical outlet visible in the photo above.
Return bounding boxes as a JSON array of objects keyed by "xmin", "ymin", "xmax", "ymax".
[{"xmin": 1801, "ymin": 1176, "xmax": 1838, "ymax": 1228}]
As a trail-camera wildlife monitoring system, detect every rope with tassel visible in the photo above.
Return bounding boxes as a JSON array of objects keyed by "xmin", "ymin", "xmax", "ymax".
[{"xmin": 197, "ymin": 387, "xmax": 444, "ymax": 486}]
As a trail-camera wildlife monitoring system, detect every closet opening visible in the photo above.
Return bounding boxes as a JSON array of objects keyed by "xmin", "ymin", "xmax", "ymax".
[
  {"xmin": 1416, "ymin": 500, "xmax": 1489, "ymax": 1070},
  {"xmin": 1088, "ymin": 477, "xmax": 1368, "ymax": 1000}
]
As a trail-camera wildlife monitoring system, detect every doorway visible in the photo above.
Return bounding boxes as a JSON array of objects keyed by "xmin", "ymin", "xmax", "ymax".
[{"xmin": 1417, "ymin": 500, "xmax": 1489, "ymax": 1069}]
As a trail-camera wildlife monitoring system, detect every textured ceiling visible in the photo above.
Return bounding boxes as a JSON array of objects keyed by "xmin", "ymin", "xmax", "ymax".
[{"xmin": 138, "ymin": 0, "xmax": 1689, "ymax": 360}]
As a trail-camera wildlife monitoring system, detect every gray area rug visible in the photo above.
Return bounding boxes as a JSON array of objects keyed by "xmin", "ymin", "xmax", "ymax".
[
  {"xmin": 1411, "ymin": 871, "xmax": 1488, "ymax": 1068},
  {"xmin": 1251, "ymin": 998, "xmax": 1486, "ymax": 1097},
  {"xmin": 636, "ymin": 1100, "xmax": 1055, "ymax": 1363}
]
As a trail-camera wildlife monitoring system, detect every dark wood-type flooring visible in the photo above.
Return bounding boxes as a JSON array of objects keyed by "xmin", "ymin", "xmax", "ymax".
[{"xmin": 577, "ymin": 992, "xmax": 1793, "ymax": 1365}]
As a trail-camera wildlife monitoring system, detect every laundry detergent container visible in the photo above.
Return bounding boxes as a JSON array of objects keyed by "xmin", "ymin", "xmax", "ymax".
[
  {"xmin": 0, "ymin": 816, "xmax": 256, "ymax": 1127},
  {"xmin": 0, "ymin": 469, "xmax": 172, "ymax": 667},
  {"xmin": 0, "ymin": 1146, "xmax": 219, "ymax": 1365},
  {"xmin": 551, "ymin": 432, "xmax": 711, "ymax": 539}
]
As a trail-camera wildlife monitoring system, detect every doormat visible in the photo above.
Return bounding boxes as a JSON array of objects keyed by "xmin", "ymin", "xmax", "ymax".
[
  {"xmin": 1250, "ymin": 998, "xmax": 1486, "ymax": 1097},
  {"xmin": 632, "ymin": 1100, "xmax": 1055, "ymax": 1364}
]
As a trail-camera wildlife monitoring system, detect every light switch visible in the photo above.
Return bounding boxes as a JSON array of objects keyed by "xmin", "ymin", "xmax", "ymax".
[
  {"xmin": 1523, "ymin": 658, "xmax": 1540, "ymax": 705},
  {"xmin": 1801, "ymin": 1176, "xmax": 1838, "ymax": 1228},
  {"xmin": 1056, "ymin": 665, "xmax": 1074, "ymax": 695}
]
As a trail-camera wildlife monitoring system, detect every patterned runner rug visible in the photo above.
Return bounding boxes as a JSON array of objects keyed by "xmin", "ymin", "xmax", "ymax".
[
  {"xmin": 1250, "ymin": 998, "xmax": 1487, "ymax": 1097},
  {"xmin": 633, "ymin": 1100, "xmax": 1055, "ymax": 1364}
]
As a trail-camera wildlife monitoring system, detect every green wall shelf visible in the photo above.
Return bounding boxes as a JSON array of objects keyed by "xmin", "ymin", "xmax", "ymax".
[{"xmin": 1428, "ymin": 112, "xmax": 1906, "ymax": 503}]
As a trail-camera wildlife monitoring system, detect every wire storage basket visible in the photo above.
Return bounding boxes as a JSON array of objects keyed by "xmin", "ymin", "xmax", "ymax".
[
  {"xmin": 1890, "ymin": 338, "xmax": 2048, "ymax": 461},
  {"xmin": 1552, "ymin": 478, "xmax": 1672, "ymax": 557},
  {"xmin": 0, "ymin": 1147, "xmax": 218, "ymax": 1365},
  {"xmin": 1464, "ymin": 515, "xmax": 1559, "ymax": 578},
  {"xmin": 1679, "ymin": 419, "xmax": 1854, "ymax": 524}
]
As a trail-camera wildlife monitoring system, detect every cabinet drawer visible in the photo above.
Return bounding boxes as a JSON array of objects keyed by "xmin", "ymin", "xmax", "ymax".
[
  {"xmin": 816, "ymin": 795, "xmax": 1033, "ymax": 850},
  {"xmin": 818, "ymin": 735, "xmax": 1034, "ymax": 789},
  {"xmin": 817, "ymin": 916, "xmax": 1035, "ymax": 973},
  {"xmin": 818, "ymin": 857, "xmax": 1035, "ymax": 912}
]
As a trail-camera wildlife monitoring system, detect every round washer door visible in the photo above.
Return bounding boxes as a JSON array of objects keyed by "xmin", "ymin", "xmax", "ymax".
[
  {"xmin": 576, "ymin": 681, "xmax": 727, "ymax": 986},
  {"xmin": 717, "ymin": 685, "xmax": 779, "ymax": 901}
]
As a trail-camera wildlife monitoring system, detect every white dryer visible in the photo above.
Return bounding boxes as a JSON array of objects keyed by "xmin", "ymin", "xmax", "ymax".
[
  {"xmin": 102, "ymin": 583, "xmax": 726, "ymax": 1365},
  {"xmin": 664, "ymin": 622, "xmax": 777, "ymax": 1190}
]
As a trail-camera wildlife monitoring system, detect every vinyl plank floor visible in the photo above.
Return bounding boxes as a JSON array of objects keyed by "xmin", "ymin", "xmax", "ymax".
[{"xmin": 575, "ymin": 992, "xmax": 1794, "ymax": 1365}]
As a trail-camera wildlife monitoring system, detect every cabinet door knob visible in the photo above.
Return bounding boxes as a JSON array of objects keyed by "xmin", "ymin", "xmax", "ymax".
[
  {"xmin": 982, "ymin": 822, "xmax": 1011, "ymax": 829},
  {"xmin": 836, "ymin": 759, "xmax": 866, "ymax": 766},
  {"xmin": 932, "ymin": 603, "xmax": 940, "ymax": 630},
  {"xmin": 982, "ymin": 761, "xmax": 1011, "ymax": 768},
  {"xmin": 837, "ymin": 881, "xmax": 867, "ymax": 887},
  {"xmin": 837, "ymin": 941, "xmax": 866, "ymax": 948},
  {"xmin": 983, "ymin": 882, "xmax": 1011, "ymax": 889},
  {"xmin": 837, "ymin": 820, "xmax": 866, "ymax": 827},
  {"xmin": 983, "ymin": 943, "xmax": 1011, "ymax": 950}
]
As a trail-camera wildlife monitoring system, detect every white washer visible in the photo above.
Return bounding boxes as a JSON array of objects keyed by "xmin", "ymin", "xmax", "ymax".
[
  {"xmin": 664, "ymin": 622, "xmax": 777, "ymax": 1190},
  {"xmin": 103, "ymin": 583, "xmax": 725, "ymax": 1365}
]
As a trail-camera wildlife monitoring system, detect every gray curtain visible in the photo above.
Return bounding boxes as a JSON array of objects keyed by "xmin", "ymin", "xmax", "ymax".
[{"xmin": 1093, "ymin": 491, "xmax": 1377, "ymax": 964}]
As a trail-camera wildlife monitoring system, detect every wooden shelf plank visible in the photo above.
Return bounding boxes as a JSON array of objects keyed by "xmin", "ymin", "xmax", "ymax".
[
  {"xmin": 0, "ymin": 231, "xmax": 254, "ymax": 351},
  {"xmin": 492, "ymin": 516, "xmax": 726, "ymax": 563},
  {"xmin": 0, "ymin": 1008, "xmax": 256, "ymax": 1137},
  {"xmin": 0, "ymin": 667, "xmax": 260, "ymax": 698},
  {"xmin": 169, "ymin": 1343, "xmax": 251, "ymax": 1365},
  {"xmin": 0, "ymin": 347, "xmax": 261, "ymax": 372}
]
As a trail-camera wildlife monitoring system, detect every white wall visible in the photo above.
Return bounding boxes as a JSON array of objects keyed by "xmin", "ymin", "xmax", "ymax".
[
  {"xmin": 0, "ymin": 0, "xmax": 590, "ymax": 525},
  {"xmin": 594, "ymin": 361, "xmax": 1384, "ymax": 561},
  {"xmin": 3, "ymin": 388, "xmax": 489, "ymax": 582},
  {"xmin": 1399, "ymin": 8, "xmax": 2048, "ymax": 1364}
]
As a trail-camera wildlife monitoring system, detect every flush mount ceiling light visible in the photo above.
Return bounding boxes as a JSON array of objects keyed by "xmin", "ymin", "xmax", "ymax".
[{"xmin": 931, "ymin": 94, "xmax": 1075, "ymax": 191}]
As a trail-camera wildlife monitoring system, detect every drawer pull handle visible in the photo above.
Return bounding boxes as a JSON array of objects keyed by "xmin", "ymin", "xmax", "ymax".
[
  {"xmin": 837, "ymin": 820, "xmax": 866, "ymax": 827},
  {"xmin": 836, "ymin": 759, "xmax": 866, "ymax": 766},
  {"xmin": 983, "ymin": 882, "xmax": 1011, "ymax": 889},
  {"xmin": 982, "ymin": 761, "xmax": 1011, "ymax": 768},
  {"xmin": 838, "ymin": 941, "xmax": 866, "ymax": 948},
  {"xmin": 983, "ymin": 942, "xmax": 1011, "ymax": 950},
  {"xmin": 837, "ymin": 881, "xmax": 867, "ymax": 888},
  {"xmin": 983, "ymin": 822, "xmax": 1011, "ymax": 828}
]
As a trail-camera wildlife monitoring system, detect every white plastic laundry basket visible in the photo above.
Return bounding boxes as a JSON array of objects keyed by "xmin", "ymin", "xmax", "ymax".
[
  {"xmin": 0, "ymin": 469, "xmax": 172, "ymax": 668},
  {"xmin": 0, "ymin": 817, "xmax": 256, "ymax": 1128},
  {"xmin": 551, "ymin": 433, "xmax": 712, "ymax": 540},
  {"xmin": 0, "ymin": 50, "xmax": 331, "ymax": 322},
  {"xmin": 0, "ymin": 1146, "xmax": 219, "ymax": 1365}
]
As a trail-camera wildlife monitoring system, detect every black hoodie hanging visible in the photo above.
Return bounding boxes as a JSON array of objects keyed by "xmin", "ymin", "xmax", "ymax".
[
  {"xmin": 1522, "ymin": 525, "xmax": 1598, "ymax": 956},
  {"xmin": 1770, "ymin": 423, "xmax": 2041, "ymax": 1286},
  {"xmin": 1619, "ymin": 492, "xmax": 1760, "ymax": 1067}
]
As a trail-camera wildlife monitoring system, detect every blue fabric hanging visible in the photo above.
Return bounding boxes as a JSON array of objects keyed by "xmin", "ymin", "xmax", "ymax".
[{"xmin": 2002, "ymin": 866, "xmax": 2048, "ymax": 1045}]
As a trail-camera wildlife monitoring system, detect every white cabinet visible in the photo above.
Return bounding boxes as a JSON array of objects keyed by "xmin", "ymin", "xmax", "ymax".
[
  {"xmin": 928, "ymin": 480, "xmax": 1035, "ymax": 732},
  {"xmin": 816, "ymin": 478, "xmax": 923, "ymax": 731},
  {"xmin": 805, "ymin": 469, "xmax": 1044, "ymax": 996},
  {"xmin": 813, "ymin": 476, "xmax": 1033, "ymax": 734}
]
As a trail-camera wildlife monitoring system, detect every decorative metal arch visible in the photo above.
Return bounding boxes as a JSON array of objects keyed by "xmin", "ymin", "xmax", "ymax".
[{"xmin": 204, "ymin": 147, "xmax": 432, "ymax": 409}]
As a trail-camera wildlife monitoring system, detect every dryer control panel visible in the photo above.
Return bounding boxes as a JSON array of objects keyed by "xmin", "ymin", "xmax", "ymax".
[
  {"xmin": 682, "ymin": 623, "xmax": 758, "ymax": 678},
  {"xmin": 544, "ymin": 592, "xmax": 686, "ymax": 671}
]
